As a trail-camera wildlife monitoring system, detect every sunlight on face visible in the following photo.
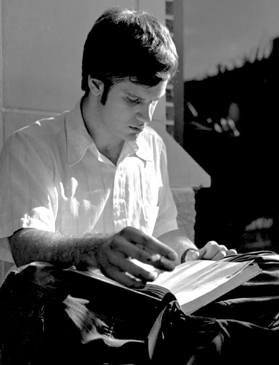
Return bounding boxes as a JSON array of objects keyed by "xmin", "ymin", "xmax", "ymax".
[{"xmin": 99, "ymin": 79, "xmax": 169, "ymax": 143}]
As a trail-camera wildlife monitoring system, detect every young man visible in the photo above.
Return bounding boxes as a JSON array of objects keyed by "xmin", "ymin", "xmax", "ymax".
[
  {"xmin": 3, "ymin": 8, "xmax": 279, "ymax": 365},
  {"xmin": 0, "ymin": 7, "xmax": 235, "ymax": 288}
]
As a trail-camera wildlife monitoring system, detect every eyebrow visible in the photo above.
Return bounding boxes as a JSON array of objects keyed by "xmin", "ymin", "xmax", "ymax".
[{"xmin": 126, "ymin": 92, "xmax": 163, "ymax": 102}]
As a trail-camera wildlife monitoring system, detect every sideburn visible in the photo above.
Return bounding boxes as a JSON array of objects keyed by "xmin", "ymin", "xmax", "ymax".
[{"xmin": 100, "ymin": 83, "xmax": 111, "ymax": 105}]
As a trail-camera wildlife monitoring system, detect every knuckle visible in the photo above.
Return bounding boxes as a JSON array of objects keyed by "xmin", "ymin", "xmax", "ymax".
[
  {"xmin": 207, "ymin": 240, "xmax": 218, "ymax": 247},
  {"xmin": 219, "ymin": 251, "xmax": 226, "ymax": 257}
]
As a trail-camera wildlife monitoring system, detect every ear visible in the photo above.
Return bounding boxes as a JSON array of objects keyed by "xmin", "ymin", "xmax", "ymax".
[{"xmin": 88, "ymin": 77, "xmax": 104, "ymax": 96}]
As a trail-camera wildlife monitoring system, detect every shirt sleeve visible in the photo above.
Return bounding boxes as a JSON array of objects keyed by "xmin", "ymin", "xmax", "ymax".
[
  {"xmin": 0, "ymin": 130, "xmax": 57, "ymax": 239},
  {"xmin": 152, "ymin": 141, "xmax": 178, "ymax": 238}
]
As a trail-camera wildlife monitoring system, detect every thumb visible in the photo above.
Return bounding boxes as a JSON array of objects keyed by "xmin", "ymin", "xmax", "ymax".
[{"xmin": 186, "ymin": 249, "xmax": 200, "ymax": 261}]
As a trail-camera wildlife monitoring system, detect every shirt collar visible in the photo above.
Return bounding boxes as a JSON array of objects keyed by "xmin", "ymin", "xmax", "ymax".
[
  {"xmin": 66, "ymin": 99, "xmax": 153, "ymax": 166},
  {"xmin": 126, "ymin": 130, "xmax": 153, "ymax": 162}
]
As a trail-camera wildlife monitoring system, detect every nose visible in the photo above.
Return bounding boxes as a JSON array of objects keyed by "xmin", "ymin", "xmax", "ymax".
[{"xmin": 136, "ymin": 104, "xmax": 154, "ymax": 124}]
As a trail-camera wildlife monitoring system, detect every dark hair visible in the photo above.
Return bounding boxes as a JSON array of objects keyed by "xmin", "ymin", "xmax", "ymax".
[{"xmin": 81, "ymin": 7, "xmax": 178, "ymax": 94}]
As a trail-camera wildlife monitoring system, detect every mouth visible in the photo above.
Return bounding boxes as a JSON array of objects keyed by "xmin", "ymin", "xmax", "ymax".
[{"xmin": 129, "ymin": 125, "xmax": 145, "ymax": 132}]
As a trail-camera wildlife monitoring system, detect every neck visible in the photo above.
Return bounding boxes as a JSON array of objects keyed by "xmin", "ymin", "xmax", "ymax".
[
  {"xmin": 81, "ymin": 94, "xmax": 124, "ymax": 165},
  {"xmin": 99, "ymin": 143, "xmax": 124, "ymax": 165}
]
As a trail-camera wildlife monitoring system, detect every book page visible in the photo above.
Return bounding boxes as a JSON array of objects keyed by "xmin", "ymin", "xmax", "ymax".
[
  {"xmin": 154, "ymin": 260, "xmax": 250, "ymax": 288},
  {"xmin": 152, "ymin": 260, "xmax": 260, "ymax": 311}
]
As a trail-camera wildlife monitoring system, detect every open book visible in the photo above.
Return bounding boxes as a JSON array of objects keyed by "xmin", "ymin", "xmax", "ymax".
[
  {"xmin": 68, "ymin": 257, "xmax": 261, "ymax": 315},
  {"xmin": 148, "ymin": 258, "xmax": 261, "ymax": 313}
]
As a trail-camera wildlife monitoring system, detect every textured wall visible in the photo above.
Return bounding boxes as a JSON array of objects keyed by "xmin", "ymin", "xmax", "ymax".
[{"xmin": 172, "ymin": 188, "xmax": 196, "ymax": 242}]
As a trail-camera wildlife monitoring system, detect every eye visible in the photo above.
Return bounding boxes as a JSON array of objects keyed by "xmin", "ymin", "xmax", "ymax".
[{"xmin": 126, "ymin": 97, "xmax": 141, "ymax": 105}]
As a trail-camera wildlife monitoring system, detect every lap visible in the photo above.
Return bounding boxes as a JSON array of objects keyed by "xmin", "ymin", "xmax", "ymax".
[
  {"xmin": 2, "ymin": 251, "xmax": 279, "ymax": 365},
  {"xmin": 195, "ymin": 250, "xmax": 279, "ymax": 328}
]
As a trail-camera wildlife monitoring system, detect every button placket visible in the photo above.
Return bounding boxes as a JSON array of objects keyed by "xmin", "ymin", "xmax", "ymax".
[{"xmin": 113, "ymin": 163, "xmax": 127, "ymax": 229}]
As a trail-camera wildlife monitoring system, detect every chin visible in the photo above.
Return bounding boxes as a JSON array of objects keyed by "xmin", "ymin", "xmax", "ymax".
[{"xmin": 125, "ymin": 133, "xmax": 140, "ymax": 141}]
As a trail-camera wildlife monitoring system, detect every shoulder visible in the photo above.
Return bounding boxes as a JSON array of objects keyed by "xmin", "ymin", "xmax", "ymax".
[
  {"xmin": 1, "ymin": 110, "xmax": 71, "ymax": 168},
  {"xmin": 15, "ymin": 111, "xmax": 68, "ymax": 140},
  {"xmin": 7, "ymin": 110, "xmax": 70, "ymax": 150}
]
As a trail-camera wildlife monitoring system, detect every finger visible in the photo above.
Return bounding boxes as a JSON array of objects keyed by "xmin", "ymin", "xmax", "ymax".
[
  {"xmin": 128, "ymin": 228, "xmax": 177, "ymax": 261},
  {"xmin": 119, "ymin": 227, "xmax": 177, "ymax": 261},
  {"xmin": 199, "ymin": 241, "xmax": 225, "ymax": 260},
  {"xmin": 227, "ymin": 249, "xmax": 237, "ymax": 255},
  {"xmin": 197, "ymin": 241, "xmax": 218, "ymax": 259},
  {"xmin": 201, "ymin": 243, "xmax": 236, "ymax": 261},
  {"xmin": 109, "ymin": 233, "xmax": 176, "ymax": 272},
  {"xmin": 109, "ymin": 233, "xmax": 173, "ymax": 270},
  {"xmin": 110, "ymin": 233, "xmax": 156, "ymax": 262},
  {"xmin": 106, "ymin": 250, "xmax": 159, "ymax": 283},
  {"xmin": 197, "ymin": 244, "xmax": 213, "ymax": 259},
  {"xmin": 210, "ymin": 249, "xmax": 228, "ymax": 261},
  {"xmin": 151, "ymin": 255, "xmax": 176, "ymax": 271},
  {"xmin": 132, "ymin": 244, "xmax": 176, "ymax": 272},
  {"xmin": 105, "ymin": 267, "xmax": 151, "ymax": 288},
  {"xmin": 211, "ymin": 247, "xmax": 238, "ymax": 260}
]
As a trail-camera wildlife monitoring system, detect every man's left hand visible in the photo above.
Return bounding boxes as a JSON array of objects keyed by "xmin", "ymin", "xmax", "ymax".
[{"xmin": 186, "ymin": 241, "xmax": 237, "ymax": 261}]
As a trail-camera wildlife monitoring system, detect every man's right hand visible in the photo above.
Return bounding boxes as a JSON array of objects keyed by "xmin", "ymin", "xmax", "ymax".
[
  {"xmin": 86, "ymin": 226, "xmax": 177, "ymax": 288},
  {"xmin": 9, "ymin": 227, "xmax": 177, "ymax": 289}
]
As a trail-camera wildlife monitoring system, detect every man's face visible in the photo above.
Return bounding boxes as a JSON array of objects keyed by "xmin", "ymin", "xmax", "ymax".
[{"xmin": 97, "ymin": 78, "xmax": 169, "ymax": 142}]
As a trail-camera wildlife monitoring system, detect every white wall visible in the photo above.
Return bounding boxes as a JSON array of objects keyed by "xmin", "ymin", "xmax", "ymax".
[{"xmin": 0, "ymin": 0, "xmax": 167, "ymax": 143}]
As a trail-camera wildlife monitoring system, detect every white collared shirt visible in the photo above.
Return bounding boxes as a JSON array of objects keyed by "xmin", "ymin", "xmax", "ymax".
[{"xmin": 0, "ymin": 100, "xmax": 178, "ymax": 247}]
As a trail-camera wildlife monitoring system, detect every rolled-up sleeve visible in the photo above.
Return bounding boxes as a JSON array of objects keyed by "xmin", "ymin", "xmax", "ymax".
[{"xmin": 0, "ymin": 131, "xmax": 56, "ymax": 239}]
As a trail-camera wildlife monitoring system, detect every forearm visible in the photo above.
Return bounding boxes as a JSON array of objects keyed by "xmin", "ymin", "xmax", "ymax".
[
  {"xmin": 9, "ymin": 228, "xmax": 108, "ymax": 269},
  {"xmin": 157, "ymin": 228, "xmax": 197, "ymax": 265}
]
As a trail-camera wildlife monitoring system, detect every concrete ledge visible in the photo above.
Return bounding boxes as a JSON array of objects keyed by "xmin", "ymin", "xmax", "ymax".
[{"xmin": 172, "ymin": 187, "xmax": 196, "ymax": 242}]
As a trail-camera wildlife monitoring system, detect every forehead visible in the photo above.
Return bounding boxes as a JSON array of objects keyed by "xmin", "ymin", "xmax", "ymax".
[{"xmin": 112, "ymin": 79, "xmax": 168, "ymax": 100}]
